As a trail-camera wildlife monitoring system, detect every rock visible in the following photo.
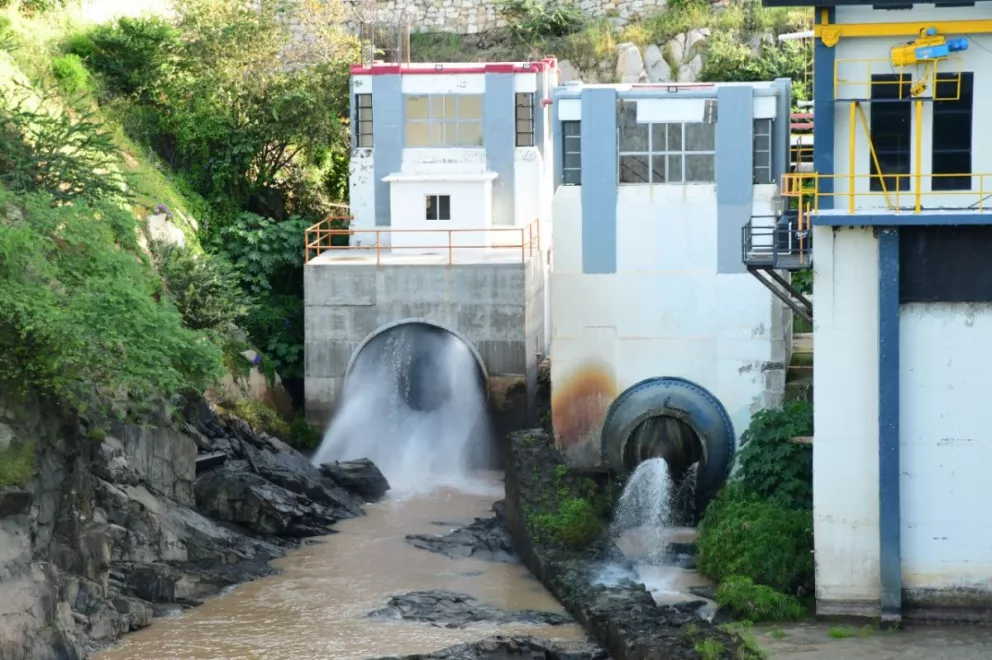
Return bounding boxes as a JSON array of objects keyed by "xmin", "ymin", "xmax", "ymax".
[
  {"xmin": 0, "ymin": 422, "xmax": 14, "ymax": 449},
  {"xmin": 145, "ymin": 213, "xmax": 186, "ymax": 248},
  {"xmin": 368, "ymin": 590, "xmax": 573, "ymax": 628},
  {"xmin": 207, "ymin": 350, "xmax": 294, "ymax": 421},
  {"xmin": 320, "ymin": 458, "xmax": 390, "ymax": 502},
  {"xmin": 615, "ymin": 42, "xmax": 647, "ymax": 83},
  {"xmin": 0, "ymin": 489, "xmax": 32, "ymax": 517},
  {"xmin": 194, "ymin": 461, "xmax": 340, "ymax": 538},
  {"xmin": 558, "ymin": 59, "xmax": 582, "ymax": 84},
  {"xmin": 663, "ymin": 28, "xmax": 709, "ymax": 83},
  {"xmin": 99, "ymin": 425, "xmax": 197, "ymax": 506},
  {"xmin": 405, "ymin": 500, "xmax": 517, "ymax": 564},
  {"xmin": 370, "ymin": 635, "xmax": 609, "ymax": 660},
  {"xmin": 643, "ymin": 43, "xmax": 671, "ymax": 82}
]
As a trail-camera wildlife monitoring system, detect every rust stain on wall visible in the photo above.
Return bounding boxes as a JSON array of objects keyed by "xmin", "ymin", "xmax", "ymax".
[{"xmin": 552, "ymin": 363, "xmax": 616, "ymax": 449}]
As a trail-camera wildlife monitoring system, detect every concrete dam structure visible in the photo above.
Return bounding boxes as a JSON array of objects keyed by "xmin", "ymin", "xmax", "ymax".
[{"xmin": 304, "ymin": 60, "xmax": 793, "ymax": 521}]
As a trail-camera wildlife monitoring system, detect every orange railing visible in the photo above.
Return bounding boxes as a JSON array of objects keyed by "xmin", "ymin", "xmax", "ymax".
[{"xmin": 305, "ymin": 217, "xmax": 542, "ymax": 265}]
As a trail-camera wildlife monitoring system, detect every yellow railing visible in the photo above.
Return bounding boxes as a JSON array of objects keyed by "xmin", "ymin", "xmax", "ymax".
[
  {"xmin": 304, "ymin": 218, "xmax": 542, "ymax": 265},
  {"xmin": 781, "ymin": 171, "xmax": 992, "ymax": 214},
  {"xmin": 833, "ymin": 57, "xmax": 963, "ymax": 101}
]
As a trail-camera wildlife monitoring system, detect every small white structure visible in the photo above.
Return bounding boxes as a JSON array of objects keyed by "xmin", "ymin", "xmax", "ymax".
[
  {"xmin": 549, "ymin": 80, "xmax": 794, "ymax": 467},
  {"xmin": 347, "ymin": 60, "xmax": 559, "ymax": 252}
]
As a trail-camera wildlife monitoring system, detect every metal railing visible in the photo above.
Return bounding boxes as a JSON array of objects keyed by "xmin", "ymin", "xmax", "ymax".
[
  {"xmin": 781, "ymin": 171, "xmax": 992, "ymax": 214},
  {"xmin": 741, "ymin": 211, "xmax": 812, "ymax": 270},
  {"xmin": 833, "ymin": 57, "xmax": 964, "ymax": 101},
  {"xmin": 304, "ymin": 218, "xmax": 542, "ymax": 265}
]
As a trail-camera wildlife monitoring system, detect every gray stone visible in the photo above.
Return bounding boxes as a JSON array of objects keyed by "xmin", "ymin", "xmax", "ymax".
[
  {"xmin": 320, "ymin": 458, "xmax": 390, "ymax": 502},
  {"xmin": 643, "ymin": 43, "xmax": 671, "ymax": 82},
  {"xmin": 615, "ymin": 42, "xmax": 647, "ymax": 83},
  {"xmin": 369, "ymin": 590, "xmax": 573, "ymax": 628},
  {"xmin": 145, "ymin": 213, "xmax": 186, "ymax": 248}
]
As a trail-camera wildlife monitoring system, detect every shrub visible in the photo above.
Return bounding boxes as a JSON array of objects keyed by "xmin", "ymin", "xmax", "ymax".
[
  {"xmin": 700, "ymin": 31, "xmax": 808, "ymax": 84},
  {"xmin": 528, "ymin": 496, "xmax": 603, "ymax": 549},
  {"xmin": 224, "ymin": 398, "xmax": 291, "ymax": 440},
  {"xmin": 696, "ymin": 484, "xmax": 814, "ymax": 594},
  {"xmin": 50, "ymin": 54, "xmax": 90, "ymax": 94},
  {"xmin": 497, "ymin": 0, "xmax": 586, "ymax": 43},
  {"xmin": 0, "ymin": 440, "xmax": 35, "ymax": 488},
  {"xmin": 715, "ymin": 576, "xmax": 805, "ymax": 622},
  {"xmin": 290, "ymin": 414, "xmax": 321, "ymax": 452},
  {"xmin": 0, "ymin": 88, "xmax": 125, "ymax": 203},
  {"xmin": 0, "ymin": 189, "xmax": 224, "ymax": 414},
  {"xmin": 152, "ymin": 242, "xmax": 250, "ymax": 332},
  {"xmin": 64, "ymin": 18, "xmax": 179, "ymax": 98},
  {"xmin": 736, "ymin": 400, "xmax": 813, "ymax": 510}
]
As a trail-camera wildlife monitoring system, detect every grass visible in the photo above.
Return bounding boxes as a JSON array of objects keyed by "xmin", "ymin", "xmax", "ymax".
[
  {"xmin": 719, "ymin": 621, "xmax": 768, "ymax": 659},
  {"xmin": 0, "ymin": 441, "xmax": 36, "ymax": 488},
  {"xmin": 694, "ymin": 638, "xmax": 725, "ymax": 660},
  {"xmin": 828, "ymin": 626, "xmax": 856, "ymax": 639}
]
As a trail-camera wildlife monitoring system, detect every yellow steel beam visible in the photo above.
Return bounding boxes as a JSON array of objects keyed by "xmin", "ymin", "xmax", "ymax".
[{"xmin": 815, "ymin": 20, "xmax": 992, "ymax": 47}]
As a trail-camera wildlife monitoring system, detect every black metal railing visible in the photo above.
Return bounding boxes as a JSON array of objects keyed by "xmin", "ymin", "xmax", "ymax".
[{"xmin": 741, "ymin": 212, "xmax": 813, "ymax": 271}]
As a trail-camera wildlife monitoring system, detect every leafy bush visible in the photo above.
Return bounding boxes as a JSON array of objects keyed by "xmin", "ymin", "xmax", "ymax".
[
  {"xmin": 0, "ymin": 440, "xmax": 35, "ymax": 488},
  {"xmin": 696, "ymin": 484, "xmax": 814, "ymax": 594},
  {"xmin": 700, "ymin": 31, "xmax": 808, "ymax": 83},
  {"xmin": 50, "ymin": 54, "xmax": 90, "ymax": 93},
  {"xmin": 152, "ymin": 242, "xmax": 250, "ymax": 332},
  {"xmin": 736, "ymin": 400, "xmax": 813, "ymax": 510},
  {"xmin": 715, "ymin": 576, "xmax": 805, "ymax": 622},
  {"xmin": 289, "ymin": 414, "xmax": 322, "ymax": 452},
  {"xmin": 0, "ymin": 189, "xmax": 223, "ymax": 414},
  {"xmin": 528, "ymin": 496, "xmax": 604, "ymax": 549},
  {"xmin": 4, "ymin": 0, "xmax": 66, "ymax": 14},
  {"xmin": 498, "ymin": 0, "xmax": 586, "ymax": 43},
  {"xmin": 0, "ymin": 88, "xmax": 125, "ymax": 203},
  {"xmin": 64, "ymin": 17, "xmax": 179, "ymax": 98},
  {"xmin": 223, "ymin": 398, "xmax": 291, "ymax": 440}
]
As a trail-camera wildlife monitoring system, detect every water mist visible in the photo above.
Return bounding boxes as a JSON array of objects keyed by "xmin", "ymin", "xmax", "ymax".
[{"xmin": 311, "ymin": 324, "xmax": 493, "ymax": 495}]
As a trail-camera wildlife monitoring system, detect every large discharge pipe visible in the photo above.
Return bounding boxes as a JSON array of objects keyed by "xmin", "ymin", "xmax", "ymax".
[{"xmin": 600, "ymin": 377, "xmax": 736, "ymax": 522}]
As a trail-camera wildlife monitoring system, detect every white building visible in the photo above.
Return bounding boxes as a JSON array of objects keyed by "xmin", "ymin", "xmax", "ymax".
[
  {"xmin": 757, "ymin": 0, "xmax": 992, "ymax": 622},
  {"xmin": 347, "ymin": 60, "xmax": 559, "ymax": 253},
  {"xmin": 550, "ymin": 80, "xmax": 794, "ymax": 512}
]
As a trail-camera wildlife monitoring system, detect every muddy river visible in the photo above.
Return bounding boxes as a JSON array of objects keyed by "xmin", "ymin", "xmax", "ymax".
[{"xmin": 97, "ymin": 472, "xmax": 587, "ymax": 660}]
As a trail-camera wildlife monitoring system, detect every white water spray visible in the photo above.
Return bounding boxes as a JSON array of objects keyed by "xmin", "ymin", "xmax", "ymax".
[
  {"xmin": 608, "ymin": 458, "xmax": 674, "ymax": 565},
  {"xmin": 311, "ymin": 324, "xmax": 492, "ymax": 495}
]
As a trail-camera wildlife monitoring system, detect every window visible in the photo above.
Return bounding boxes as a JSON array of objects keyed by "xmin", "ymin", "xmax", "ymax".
[
  {"xmin": 617, "ymin": 102, "xmax": 715, "ymax": 184},
  {"xmin": 870, "ymin": 74, "xmax": 912, "ymax": 192},
  {"xmin": 562, "ymin": 121, "xmax": 581, "ymax": 185},
  {"xmin": 753, "ymin": 118, "xmax": 774, "ymax": 185},
  {"xmin": 425, "ymin": 195, "xmax": 451, "ymax": 220},
  {"xmin": 932, "ymin": 72, "xmax": 973, "ymax": 191},
  {"xmin": 515, "ymin": 93, "xmax": 535, "ymax": 147},
  {"xmin": 355, "ymin": 93, "xmax": 373, "ymax": 148},
  {"xmin": 405, "ymin": 94, "xmax": 484, "ymax": 147}
]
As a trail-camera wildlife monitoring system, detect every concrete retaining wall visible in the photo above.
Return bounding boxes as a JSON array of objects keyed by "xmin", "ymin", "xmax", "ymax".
[{"xmin": 304, "ymin": 258, "xmax": 545, "ymax": 431}]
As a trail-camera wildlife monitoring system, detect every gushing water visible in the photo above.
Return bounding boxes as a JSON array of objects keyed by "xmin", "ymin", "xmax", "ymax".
[
  {"xmin": 311, "ymin": 324, "xmax": 492, "ymax": 494},
  {"xmin": 608, "ymin": 458, "xmax": 674, "ymax": 565}
]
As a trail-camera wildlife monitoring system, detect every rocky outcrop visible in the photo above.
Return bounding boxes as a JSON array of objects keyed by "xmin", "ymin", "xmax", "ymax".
[
  {"xmin": 320, "ymin": 458, "xmax": 390, "ymax": 502},
  {"xmin": 405, "ymin": 500, "xmax": 517, "ymax": 564},
  {"xmin": 502, "ymin": 429, "xmax": 750, "ymax": 660},
  {"xmin": 369, "ymin": 590, "xmax": 573, "ymax": 628},
  {"xmin": 0, "ymin": 396, "xmax": 378, "ymax": 660},
  {"xmin": 371, "ymin": 635, "xmax": 610, "ymax": 660}
]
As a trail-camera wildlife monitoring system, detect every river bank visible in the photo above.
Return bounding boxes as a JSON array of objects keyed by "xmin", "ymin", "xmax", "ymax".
[{"xmin": 0, "ymin": 395, "xmax": 385, "ymax": 659}]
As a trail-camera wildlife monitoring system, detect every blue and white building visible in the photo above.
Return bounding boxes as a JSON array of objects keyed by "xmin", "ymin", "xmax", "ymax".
[
  {"xmin": 753, "ymin": 0, "xmax": 992, "ymax": 622},
  {"xmin": 549, "ymin": 81, "xmax": 795, "ymax": 468}
]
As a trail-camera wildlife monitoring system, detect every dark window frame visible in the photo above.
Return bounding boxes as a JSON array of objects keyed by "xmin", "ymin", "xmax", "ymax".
[
  {"xmin": 515, "ymin": 93, "xmax": 535, "ymax": 147},
  {"xmin": 753, "ymin": 118, "xmax": 774, "ymax": 185},
  {"xmin": 425, "ymin": 194, "xmax": 451, "ymax": 221},
  {"xmin": 355, "ymin": 93, "xmax": 373, "ymax": 148},
  {"xmin": 562, "ymin": 120, "xmax": 581, "ymax": 185},
  {"xmin": 932, "ymin": 72, "xmax": 973, "ymax": 192},
  {"xmin": 869, "ymin": 74, "xmax": 912, "ymax": 193}
]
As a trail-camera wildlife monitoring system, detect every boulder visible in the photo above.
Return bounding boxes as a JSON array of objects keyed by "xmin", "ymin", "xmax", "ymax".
[
  {"xmin": 405, "ymin": 500, "xmax": 517, "ymax": 564},
  {"xmin": 643, "ymin": 43, "xmax": 671, "ymax": 82},
  {"xmin": 615, "ymin": 42, "xmax": 647, "ymax": 83},
  {"xmin": 370, "ymin": 636, "xmax": 609, "ymax": 660},
  {"xmin": 144, "ymin": 213, "xmax": 186, "ymax": 248},
  {"xmin": 320, "ymin": 458, "xmax": 390, "ymax": 502},
  {"xmin": 368, "ymin": 590, "xmax": 573, "ymax": 628}
]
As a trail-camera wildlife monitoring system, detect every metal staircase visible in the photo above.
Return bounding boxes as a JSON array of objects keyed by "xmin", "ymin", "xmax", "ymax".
[{"xmin": 741, "ymin": 210, "xmax": 813, "ymax": 324}]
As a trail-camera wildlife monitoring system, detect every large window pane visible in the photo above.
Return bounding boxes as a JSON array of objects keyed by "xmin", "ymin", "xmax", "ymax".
[
  {"xmin": 685, "ymin": 154, "xmax": 715, "ymax": 182},
  {"xmin": 406, "ymin": 122, "xmax": 431, "ymax": 147},
  {"xmin": 685, "ymin": 123, "xmax": 715, "ymax": 151},
  {"xmin": 458, "ymin": 122, "xmax": 483, "ymax": 147},
  {"xmin": 459, "ymin": 95, "xmax": 484, "ymax": 120},
  {"xmin": 667, "ymin": 155, "xmax": 683, "ymax": 182},
  {"xmin": 651, "ymin": 156, "xmax": 667, "ymax": 183},
  {"xmin": 665, "ymin": 123, "xmax": 682, "ymax": 151},
  {"xmin": 620, "ymin": 122, "xmax": 649, "ymax": 152},
  {"xmin": 619, "ymin": 155, "xmax": 650, "ymax": 183},
  {"xmin": 406, "ymin": 95, "xmax": 429, "ymax": 120}
]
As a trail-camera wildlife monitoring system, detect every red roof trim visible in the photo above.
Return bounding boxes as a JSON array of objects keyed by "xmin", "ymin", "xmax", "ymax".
[{"xmin": 350, "ymin": 57, "xmax": 558, "ymax": 76}]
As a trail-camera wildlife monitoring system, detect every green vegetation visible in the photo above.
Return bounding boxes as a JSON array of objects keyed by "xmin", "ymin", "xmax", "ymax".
[
  {"xmin": 828, "ymin": 626, "xmax": 856, "ymax": 639},
  {"xmin": 0, "ymin": 440, "xmax": 35, "ymax": 487},
  {"xmin": 693, "ymin": 638, "xmax": 725, "ymax": 660},
  {"xmin": 696, "ymin": 401, "xmax": 814, "ymax": 622},
  {"xmin": 219, "ymin": 398, "xmax": 322, "ymax": 452}
]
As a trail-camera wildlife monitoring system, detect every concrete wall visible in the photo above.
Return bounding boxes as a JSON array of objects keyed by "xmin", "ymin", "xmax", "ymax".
[
  {"xmin": 304, "ymin": 258, "xmax": 545, "ymax": 430},
  {"xmin": 813, "ymin": 225, "xmax": 992, "ymax": 616},
  {"xmin": 548, "ymin": 81, "xmax": 793, "ymax": 467},
  {"xmin": 831, "ymin": 6, "xmax": 991, "ymax": 212}
]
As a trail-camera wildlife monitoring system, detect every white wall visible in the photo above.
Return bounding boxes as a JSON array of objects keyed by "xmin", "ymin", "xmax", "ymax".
[
  {"xmin": 900, "ymin": 302, "xmax": 992, "ymax": 594},
  {"xmin": 387, "ymin": 179, "xmax": 492, "ymax": 251},
  {"xmin": 811, "ymin": 225, "xmax": 881, "ymax": 615},
  {"xmin": 831, "ymin": 10, "xmax": 991, "ymax": 211},
  {"xmin": 550, "ymin": 184, "xmax": 789, "ymax": 465},
  {"xmin": 349, "ymin": 149, "xmax": 376, "ymax": 246}
]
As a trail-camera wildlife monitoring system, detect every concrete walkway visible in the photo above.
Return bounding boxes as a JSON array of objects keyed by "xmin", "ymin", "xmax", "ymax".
[{"xmin": 756, "ymin": 622, "xmax": 992, "ymax": 659}]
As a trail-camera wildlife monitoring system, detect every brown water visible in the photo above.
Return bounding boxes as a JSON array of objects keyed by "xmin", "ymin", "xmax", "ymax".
[
  {"xmin": 756, "ymin": 622, "xmax": 992, "ymax": 659},
  {"xmin": 97, "ymin": 472, "xmax": 587, "ymax": 660}
]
